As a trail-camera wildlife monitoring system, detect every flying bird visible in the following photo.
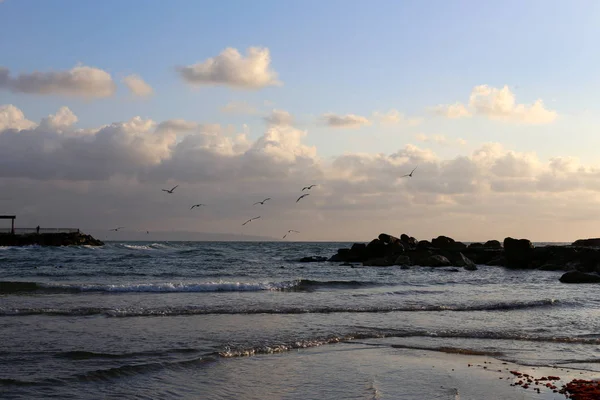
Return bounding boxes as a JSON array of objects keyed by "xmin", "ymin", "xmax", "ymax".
[
  {"xmin": 109, "ymin": 227, "xmax": 124, "ymax": 231},
  {"xmin": 190, "ymin": 204, "xmax": 206, "ymax": 210},
  {"xmin": 302, "ymin": 184, "xmax": 317, "ymax": 191},
  {"xmin": 242, "ymin": 216, "xmax": 261, "ymax": 226},
  {"xmin": 296, "ymin": 193, "xmax": 310, "ymax": 203},
  {"xmin": 283, "ymin": 229, "xmax": 300, "ymax": 239},
  {"xmin": 253, "ymin": 198, "xmax": 271, "ymax": 205},
  {"xmin": 402, "ymin": 166, "xmax": 418, "ymax": 178},
  {"xmin": 162, "ymin": 185, "xmax": 179, "ymax": 194}
]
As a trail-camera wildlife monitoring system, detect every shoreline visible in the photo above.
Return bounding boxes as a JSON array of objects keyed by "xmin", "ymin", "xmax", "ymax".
[{"xmin": 188, "ymin": 341, "xmax": 600, "ymax": 400}]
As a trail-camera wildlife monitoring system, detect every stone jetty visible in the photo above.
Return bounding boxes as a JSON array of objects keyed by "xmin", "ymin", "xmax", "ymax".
[
  {"xmin": 0, "ymin": 231, "xmax": 104, "ymax": 247},
  {"xmin": 323, "ymin": 233, "xmax": 600, "ymax": 283}
]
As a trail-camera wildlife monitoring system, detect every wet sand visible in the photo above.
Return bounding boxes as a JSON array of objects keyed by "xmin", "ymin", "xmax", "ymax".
[{"xmin": 191, "ymin": 342, "xmax": 600, "ymax": 400}]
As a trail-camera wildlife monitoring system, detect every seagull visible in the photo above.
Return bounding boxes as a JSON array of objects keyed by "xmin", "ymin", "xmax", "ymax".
[
  {"xmin": 242, "ymin": 216, "xmax": 261, "ymax": 226},
  {"xmin": 302, "ymin": 184, "xmax": 317, "ymax": 191},
  {"xmin": 162, "ymin": 185, "xmax": 179, "ymax": 194},
  {"xmin": 253, "ymin": 198, "xmax": 271, "ymax": 205},
  {"xmin": 402, "ymin": 166, "xmax": 418, "ymax": 178},
  {"xmin": 283, "ymin": 230, "xmax": 300, "ymax": 239},
  {"xmin": 190, "ymin": 204, "xmax": 206, "ymax": 210},
  {"xmin": 109, "ymin": 227, "xmax": 124, "ymax": 231},
  {"xmin": 296, "ymin": 193, "xmax": 310, "ymax": 203}
]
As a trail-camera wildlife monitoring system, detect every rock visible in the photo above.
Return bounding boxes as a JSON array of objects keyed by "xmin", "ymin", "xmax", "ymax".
[
  {"xmin": 400, "ymin": 234, "xmax": 418, "ymax": 248},
  {"xmin": 378, "ymin": 233, "xmax": 400, "ymax": 245},
  {"xmin": 416, "ymin": 240, "xmax": 433, "ymax": 250},
  {"xmin": 400, "ymin": 265, "xmax": 410, "ymax": 270},
  {"xmin": 385, "ymin": 241, "xmax": 405, "ymax": 256},
  {"xmin": 298, "ymin": 256, "xmax": 328, "ymax": 262},
  {"xmin": 486, "ymin": 256, "xmax": 505, "ymax": 266},
  {"xmin": 559, "ymin": 271, "xmax": 600, "ymax": 284},
  {"xmin": 0, "ymin": 232, "xmax": 103, "ymax": 247},
  {"xmin": 365, "ymin": 239, "xmax": 387, "ymax": 259},
  {"xmin": 394, "ymin": 255, "xmax": 411, "ymax": 265},
  {"xmin": 538, "ymin": 263, "xmax": 566, "ymax": 271},
  {"xmin": 363, "ymin": 257, "xmax": 395, "ymax": 267},
  {"xmin": 454, "ymin": 252, "xmax": 477, "ymax": 270},
  {"xmin": 340, "ymin": 262, "xmax": 354, "ymax": 267},
  {"xmin": 483, "ymin": 240, "xmax": 502, "ymax": 249},
  {"xmin": 572, "ymin": 238, "xmax": 600, "ymax": 247},
  {"xmin": 503, "ymin": 237, "xmax": 534, "ymax": 269},
  {"xmin": 468, "ymin": 242, "xmax": 483, "ymax": 249},
  {"xmin": 421, "ymin": 255, "xmax": 451, "ymax": 267},
  {"xmin": 431, "ymin": 235, "xmax": 467, "ymax": 250}
]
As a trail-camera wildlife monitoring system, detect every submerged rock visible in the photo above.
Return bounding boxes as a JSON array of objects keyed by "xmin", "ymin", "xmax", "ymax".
[
  {"xmin": 559, "ymin": 271, "xmax": 600, "ymax": 284},
  {"xmin": 298, "ymin": 256, "xmax": 328, "ymax": 263}
]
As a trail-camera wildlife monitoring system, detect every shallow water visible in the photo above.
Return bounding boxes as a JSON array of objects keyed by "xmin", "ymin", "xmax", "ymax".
[{"xmin": 1, "ymin": 241, "xmax": 598, "ymax": 398}]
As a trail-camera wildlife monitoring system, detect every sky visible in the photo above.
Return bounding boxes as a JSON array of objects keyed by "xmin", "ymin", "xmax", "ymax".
[{"xmin": 1, "ymin": 0, "xmax": 600, "ymax": 242}]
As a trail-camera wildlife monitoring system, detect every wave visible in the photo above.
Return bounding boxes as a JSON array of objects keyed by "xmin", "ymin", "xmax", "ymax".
[
  {"xmin": 0, "ymin": 279, "xmax": 378, "ymax": 294},
  {"xmin": 0, "ymin": 299, "xmax": 559, "ymax": 317}
]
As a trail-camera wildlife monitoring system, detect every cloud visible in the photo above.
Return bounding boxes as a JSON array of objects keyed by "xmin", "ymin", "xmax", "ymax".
[
  {"xmin": 373, "ymin": 109, "xmax": 422, "ymax": 126},
  {"xmin": 3, "ymin": 105, "xmax": 600, "ymax": 241},
  {"xmin": 264, "ymin": 109, "xmax": 293, "ymax": 126},
  {"xmin": 122, "ymin": 74, "xmax": 153, "ymax": 97},
  {"xmin": 0, "ymin": 65, "xmax": 116, "ymax": 98},
  {"xmin": 0, "ymin": 105, "xmax": 36, "ymax": 131},
  {"xmin": 415, "ymin": 134, "xmax": 467, "ymax": 146},
  {"xmin": 321, "ymin": 113, "xmax": 371, "ymax": 128},
  {"xmin": 220, "ymin": 101, "xmax": 258, "ymax": 115},
  {"xmin": 431, "ymin": 85, "xmax": 557, "ymax": 124},
  {"xmin": 430, "ymin": 103, "xmax": 471, "ymax": 119},
  {"xmin": 177, "ymin": 47, "xmax": 281, "ymax": 89}
]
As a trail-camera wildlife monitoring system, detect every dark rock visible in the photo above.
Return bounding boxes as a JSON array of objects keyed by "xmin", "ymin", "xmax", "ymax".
[
  {"xmin": 328, "ymin": 254, "xmax": 343, "ymax": 262},
  {"xmin": 559, "ymin": 271, "xmax": 600, "ymax": 284},
  {"xmin": 483, "ymin": 240, "xmax": 502, "ymax": 249},
  {"xmin": 394, "ymin": 255, "xmax": 411, "ymax": 265},
  {"xmin": 421, "ymin": 255, "xmax": 451, "ymax": 267},
  {"xmin": 340, "ymin": 262, "xmax": 354, "ymax": 267},
  {"xmin": 468, "ymin": 242, "xmax": 483, "ymax": 249},
  {"xmin": 400, "ymin": 233, "xmax": 410, "ymax": 243},
  {"xmin": 572, "ymin": 238, "xmax": 600, "ymax": 247},
  {"xmin": 400, "ymin": 265, "xmax": 410, "ymax": 270},
  {"xmin": 503, "ymin": 237, "xmax": 534, "ymax": 268},
  {"xmin": 454, "ymin": 252, "xmax": 477, "ymax": 271},
  {"xmin": 378, "ymin": 233, "xmax": 401, "ymax": 245},
  {"xmin": 0, "ymin": 232, "xmax": 103, "ymax": 247},
  {"xmin": 298, "ymin": 256, "xmax": 328, "ymax": 263},
  {"xmin": 442, "ymin": 268, "xmax": 460, "ymax": 272},
  {"xmin": 363, "ymin": 257, "xmax": 395, "ymax": 267},
  {"xmin": 539, "ymin": 263, "xmax": 566, "ymax": 271},
  {"xmin": 416, "ymin": 240, "xmax": 433, "ymax": 250},
  {"xmin": 486, "ymin": 256, "xmax": 505, "ymax": 266},
  {"xmin": 385, "ymin": 241, "xmax": 405, "ymax": 256},
  {"xmin": 431, "ymin": 235, "xmax": 467, "ymax": 250},
  {"xmin": 365, "ymin": 239, "xmax": 387, "ymax": 259}
]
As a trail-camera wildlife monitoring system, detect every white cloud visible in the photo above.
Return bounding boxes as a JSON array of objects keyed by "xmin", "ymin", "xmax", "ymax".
[
  {"xmin": 264, "ymin": 109, "xmax": 293, "ymax": 126},
  {"xmin": 373, "ymin": 109, "xmax": 422, "ymax": 126},
  {"xmin": 415, "ymin": 134, "xmax": 467, "ymax": 146},
  {"xmin": 0, "ymin": 65, "xmax": 116, "ymax": 98},
  {"xmin": 321, "ymin": 113, "xmax": 371, "ymax": 128},
  {"xmin": 3, "ymin": 105, "xmax": 600, "ymax": 241},
  {"xmin": 220, "ymin": 101, "xmax": 258, "ymax": 115},
  {"xmin": 0, "ymin": 105, "xmax": 36, "ymax": 131},
  {"xmin": 432, "ymin": 85, "xmax": 557, "ymax": 124},
  {"xmin": 122, "ymin": 74, "xmax": 153, "ymax": 97},
  {"xmin": 430, "ymin": 103, "xmax": 471, "ymax": 119},
  {"xmin": 177, "ymin": 47, "xmax": 281, "ymax": 89}
]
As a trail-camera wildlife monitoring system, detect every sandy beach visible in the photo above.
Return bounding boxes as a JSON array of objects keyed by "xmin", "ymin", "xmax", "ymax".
[{"xmin": 192, "ymin": 343, "xmax": 599, "ymax": 400}]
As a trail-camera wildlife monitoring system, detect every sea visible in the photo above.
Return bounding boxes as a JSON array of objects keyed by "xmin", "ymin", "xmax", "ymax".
[{"xmin": 1, "ymin": 241, "xmax": 600, "ymax": 399}]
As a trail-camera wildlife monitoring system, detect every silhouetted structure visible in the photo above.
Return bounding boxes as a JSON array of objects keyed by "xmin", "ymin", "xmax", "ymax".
[{"xmin": 0, "ymin": 215, "xmax": 16, "ymax": 234}]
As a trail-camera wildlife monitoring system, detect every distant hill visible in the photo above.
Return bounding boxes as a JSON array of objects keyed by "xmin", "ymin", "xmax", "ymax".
[{"xmin": 86, "ymin": 229, "xmax": 277, "ymax": 242}]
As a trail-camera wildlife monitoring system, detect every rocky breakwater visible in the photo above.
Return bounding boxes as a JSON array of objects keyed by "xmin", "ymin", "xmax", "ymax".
[
  {"xmin": 0, "ymin": 231, "xmax": 104, "ymax": 247},
  {"xmin": 329, "ymin": 233, "xmax": 481, "ymax": 271},
  {"xmin": 328, "ymin": 233, "xmax": 600, "ymax": 283}
]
